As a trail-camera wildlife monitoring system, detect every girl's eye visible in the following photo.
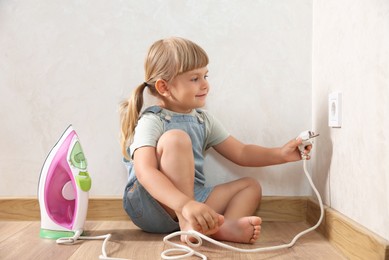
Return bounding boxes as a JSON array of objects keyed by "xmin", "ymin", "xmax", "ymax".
[{"xmin": 191, "ymin": 75, "xmax": 208, "ymax": 82}]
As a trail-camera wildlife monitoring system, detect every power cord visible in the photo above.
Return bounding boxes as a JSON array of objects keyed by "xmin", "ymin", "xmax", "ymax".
[
  {"xmin": 160, "ymin": 158, "xmax": 324, "ymax": 259},
  {"xmin": 56, "ymin": 131, "xmax": 323, "ymax": 260},
  {"xmin": 56, "ymin": 231, "xmax": 127, "ymax": 260}
]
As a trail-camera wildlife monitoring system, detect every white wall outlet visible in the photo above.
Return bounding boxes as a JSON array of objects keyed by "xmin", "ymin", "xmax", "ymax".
[{"xmin": 329, "ymin": 92, "xmax": 342, "ymax": 127}]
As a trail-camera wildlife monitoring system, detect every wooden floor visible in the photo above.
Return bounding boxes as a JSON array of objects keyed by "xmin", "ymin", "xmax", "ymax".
[{"xmin": 0, "ymin": 220, "xmax": 346, "ymax": 260}]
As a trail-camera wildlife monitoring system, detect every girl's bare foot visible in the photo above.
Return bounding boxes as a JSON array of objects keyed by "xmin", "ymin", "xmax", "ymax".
[
  {"xmin": 210, "ymin": 216, "xmax": 262, "ymax": 244},
  {"xmin": 179, "ymin": 215, "xmax": 225, "ymax": 243}
]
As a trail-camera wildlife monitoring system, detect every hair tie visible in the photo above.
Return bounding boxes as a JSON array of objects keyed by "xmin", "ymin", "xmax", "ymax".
[{"xmin": 143, "ymin": 82, "xmax": 149, "ymax": 87}]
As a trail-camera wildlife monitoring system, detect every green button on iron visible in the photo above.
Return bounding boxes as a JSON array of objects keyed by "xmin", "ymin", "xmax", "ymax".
[
  {"xmin": 76, "ymin": 171, "xmax": 91, "ymax": 191},
  {"xmin": 70, "ymin": 141, "xmax": 87, "ymax": 170}
]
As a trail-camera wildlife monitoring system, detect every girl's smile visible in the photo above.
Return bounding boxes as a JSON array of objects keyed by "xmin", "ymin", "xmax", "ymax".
[{"xmin": 196, "ymin": 93, "xmax": 208, "ymax": 99}]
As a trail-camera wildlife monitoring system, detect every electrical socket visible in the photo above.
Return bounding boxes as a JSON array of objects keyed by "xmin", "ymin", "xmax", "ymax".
[{"xmin": 328, "ymin": 92, "xmax": 342, "ymax": 128}]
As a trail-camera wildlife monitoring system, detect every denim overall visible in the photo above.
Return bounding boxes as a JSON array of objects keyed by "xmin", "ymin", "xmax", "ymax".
[{"xmin": 123, "ymin": 106, "xmax": 214, "ymax": 233}]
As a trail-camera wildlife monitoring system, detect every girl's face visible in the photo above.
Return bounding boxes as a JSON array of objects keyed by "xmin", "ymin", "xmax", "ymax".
[{"xmin": 162, "ymin": 67, "xmax": 209, "ymax": 113}]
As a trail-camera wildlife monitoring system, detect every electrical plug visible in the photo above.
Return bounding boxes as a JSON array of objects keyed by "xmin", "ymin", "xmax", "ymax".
[{"xmin": 296, "ymin": 130, "xmax": 319, "ymax": 159}]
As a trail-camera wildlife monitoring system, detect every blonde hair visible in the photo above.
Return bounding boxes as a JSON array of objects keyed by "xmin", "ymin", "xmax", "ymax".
[{"xmin": 119, "ymin": 37, "xmax": 209, "ymax": 159}]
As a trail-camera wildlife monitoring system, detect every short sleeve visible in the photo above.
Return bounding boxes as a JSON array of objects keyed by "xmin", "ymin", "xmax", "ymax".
[
  {"xmin": 202, "ymin": 111, "xmax": 230, "ymax": 150},
  {"xmin": 129, "ymin": 113, "xmax": 164, "ymax": 158}
]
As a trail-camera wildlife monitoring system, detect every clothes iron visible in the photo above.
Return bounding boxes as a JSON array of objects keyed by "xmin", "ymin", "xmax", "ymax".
[{"xmin": 38, "ymin": 125, "xmax": 91, "ymax": 239}]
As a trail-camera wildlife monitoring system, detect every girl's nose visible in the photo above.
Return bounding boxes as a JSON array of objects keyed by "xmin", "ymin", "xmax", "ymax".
[{"xmin": 201, "ymin": 80, "xmax": 209, "ymax": 90}]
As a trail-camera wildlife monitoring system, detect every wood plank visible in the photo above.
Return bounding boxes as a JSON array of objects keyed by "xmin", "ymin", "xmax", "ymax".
[
  {"xmin": 307, "ymin": 199, "xmax": 389, "ymax": 260},
  {"xmin": 0, "ymin": 198, "xmax": 40, "ymax": 220},
  {"xmin": 71, "ymin": 221, "xmax": 346, "ymax": 259},
  {"xmin": 0, "ymin": 220, "xmax": 346, "ymax": 259},
  {"xmin": 0, "ymin": 196, "xmax": 308, "ymax": 222},
  {"xmin": 257, "ymin": 222, "xmax": 346, "ymax": 260},
  {"xmin": 256, "ymin": 196, "xmax": 308, "ymax": 222},
  {"xmin": 87, "ymin": 197, "xmax": 128, "ymax": 220},
  {"xmin": 306, "ymin": 198, "xmax": 327, "ymax": 235},
  {"xmin": 326, "ymin": 209, "xmax": 389, "ymax": 260},
  {"xmin": 0, "ymin": 221, "xmax": 96, "ymax": 260},
  {"xmin": 69, "ymin": 220, "xmax": 166, "ymax": 260},
  {"xmin": 205, "ymin": 221, "xmax": 346, "ymax": 260},
  {"xmin": 0, "ymin": 221, "xmax": 31, "ymax": 243}
]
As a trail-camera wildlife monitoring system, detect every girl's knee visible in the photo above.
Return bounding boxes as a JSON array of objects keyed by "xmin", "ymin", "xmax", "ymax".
[
  {"xmin": 157, "ymin": 129, "xmax": 192, "ymax": 152},
  {"xmin": 242, "ymin": 177, "xmax": 262, "ymax": 198}
]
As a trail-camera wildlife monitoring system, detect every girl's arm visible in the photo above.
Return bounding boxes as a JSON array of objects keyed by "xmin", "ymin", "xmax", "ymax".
[{"xmin": 213, "ymin": 136, "xmax": 308, "ymax": 167}]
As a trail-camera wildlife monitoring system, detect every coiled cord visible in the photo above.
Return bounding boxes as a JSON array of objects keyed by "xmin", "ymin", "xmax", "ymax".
[{"xmin": 160, "ymin": 159, "xmax": 324, "ymax": 259}]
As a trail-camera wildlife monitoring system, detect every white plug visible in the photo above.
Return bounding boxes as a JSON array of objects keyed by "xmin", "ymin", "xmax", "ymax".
[{"xmin": 297, "ymin": 130, "xmax": 319, "ymax": 159}]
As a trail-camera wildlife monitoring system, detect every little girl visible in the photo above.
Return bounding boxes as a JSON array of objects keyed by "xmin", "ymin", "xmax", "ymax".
[{"xmin": 119, "ymin": 37, "xmax": 310, "ymax": 244}]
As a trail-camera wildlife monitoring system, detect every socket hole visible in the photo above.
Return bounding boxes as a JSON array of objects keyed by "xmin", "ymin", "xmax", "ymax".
[{"xmin": 331, "ymin": 101, "xmax": 336, "ymax": 116}]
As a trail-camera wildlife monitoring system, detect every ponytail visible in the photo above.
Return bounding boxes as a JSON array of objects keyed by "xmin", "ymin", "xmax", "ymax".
[{"xmin": 119, "ymin": 82, "xmax": 148, "ymax": 160}]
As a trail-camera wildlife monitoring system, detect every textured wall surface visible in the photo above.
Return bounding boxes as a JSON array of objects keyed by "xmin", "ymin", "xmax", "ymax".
[
  {"xmin": 313, "ymin": 0, "xmax": 389, "ymax": 240},
  {"xmin": 0, "ymin": 1, "xmax": 312, "ymax": 197}
]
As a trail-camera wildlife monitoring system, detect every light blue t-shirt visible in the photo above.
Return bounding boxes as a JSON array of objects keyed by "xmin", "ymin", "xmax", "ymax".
[
  {"xmin": 126, "ymin": 106, "xmax": 229, "ymax": 185},
  {"xmin": 129, "ymin": 107, "xmax": 229, "ymax": 159}
]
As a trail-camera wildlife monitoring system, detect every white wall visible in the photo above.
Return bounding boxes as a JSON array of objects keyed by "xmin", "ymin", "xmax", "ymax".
[
  {"xmin": 0, "ymin": 1, "xmax": 312, "ymax": 197},
  {"xmin": 312, "ymin": 0, "xmax": 389, "ymax": 240}
]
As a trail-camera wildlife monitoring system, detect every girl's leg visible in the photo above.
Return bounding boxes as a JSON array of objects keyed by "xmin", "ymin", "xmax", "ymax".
[
  {"xmin": 205, "ymin": 177, "xmax": 262, "ymax": 243},
  {"xmin": 155, "ymin": 129, "xmax": 261, "ymax": 243},
  {"xmin": 156, "ymin": 129, "xmax": 195, "ymax": 222},
  {"xmin": 156, "ymin": 130, "xmax": 223, "ymax": 236}
]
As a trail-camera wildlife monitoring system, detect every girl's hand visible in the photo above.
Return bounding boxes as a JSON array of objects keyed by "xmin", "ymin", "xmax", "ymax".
[
  {"xmin": 281, "ymin": 138, "xmax": 312, "ymax": 162},
  {"xmin": 181, "ymin": 200, "xmax": 223, "ymax": 234}
]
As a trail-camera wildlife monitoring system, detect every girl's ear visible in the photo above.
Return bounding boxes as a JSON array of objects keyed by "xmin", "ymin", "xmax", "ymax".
[{"xmin": 155, "ymin": 79, "xmax": 170, "ymax": 97}]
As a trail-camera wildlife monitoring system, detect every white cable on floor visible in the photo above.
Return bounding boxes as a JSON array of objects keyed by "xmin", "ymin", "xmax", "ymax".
[
  {"xmin": 56, "ymin": 158, "xmax": 324, "ymax": 260},
  {"xmin": 56, "ymin": 231, "xmax": 127, "ymax": 260},
  {"xmin": 161, "ymin": 158, "xmax": 324, "ymax": 259}
]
